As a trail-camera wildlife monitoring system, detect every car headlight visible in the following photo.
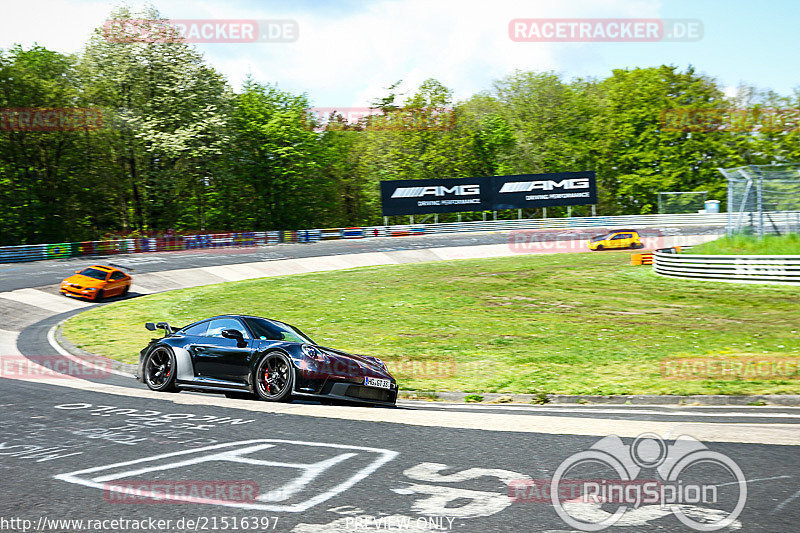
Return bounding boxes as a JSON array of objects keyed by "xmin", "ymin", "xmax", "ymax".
[
  {"xmin": 302, "ymin": 344, "xmax": 326, "ymax": 361},
  {"xmin": 84, "ymin": 287, "xmax": 98, "ymax": 291}
]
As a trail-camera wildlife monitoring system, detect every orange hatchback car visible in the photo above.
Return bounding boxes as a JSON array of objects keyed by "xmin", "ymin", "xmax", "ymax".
[{"xmin": 60, "ymin": 264, "xmax": 132, "ymax": 301}]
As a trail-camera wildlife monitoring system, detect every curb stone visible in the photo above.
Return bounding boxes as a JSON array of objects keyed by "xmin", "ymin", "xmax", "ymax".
[
  {"xmin": 398, "ymin": 390, "xmax": 800, "ymax": 406},
  {"xmin": 55, "ymin": 322, "xmax": 138, "ymax": 377}
]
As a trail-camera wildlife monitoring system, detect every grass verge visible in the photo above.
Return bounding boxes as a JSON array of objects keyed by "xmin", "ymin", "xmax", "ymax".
[
  {"xmin": 61, "ymin": 252, "xmax": 800, "ymax": 395},
  {"xmin": 687, "ymin": 233, "xmax": 800, "ymax": 255}
]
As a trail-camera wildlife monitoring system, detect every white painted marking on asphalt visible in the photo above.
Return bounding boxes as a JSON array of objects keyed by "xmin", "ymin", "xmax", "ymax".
[
  {"xmin": 257, "ymin": 453, "xmax": 358, "ymax": 503},
  {"xmin": 0, "ymin": 288, "xmax": 93, "ymax": 313},
  {"xmin": 774, "ymin": 488, "xmax": 800, "ymax": 512},
  {"xmin": 47, "ymin": 324, "xmax": 133, "ymax": 378},
  {"xmin": 405, "ymin": 463, "xmax": 530, "ymax": 485},
  {"xmin": 88, "ymin": 443, "xmax": 279, "ymax": 483},
  {"xmin": 0, "ymin": 328, "xmax": 21, "ymax": 356},
  {"xmin": 716, "ymin": 475, "xmax": 790, "ymax": 488},
  {"xmin": 398, "ymin": 463, "xmax": 531, "ymax": 519},
  {"xmin": 55, "ymin": 439, "xmax": 398, "ymax": 512},
  {"xmin": 401, "ymin": 483, "xmax": 511, "ymax": 518},
  {"xmin": 560, "ymin": 501, "xmax": 741, "ymax": 529}
]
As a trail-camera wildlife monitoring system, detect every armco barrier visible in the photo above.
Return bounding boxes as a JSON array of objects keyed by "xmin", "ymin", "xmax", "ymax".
[
  {"xmin": 321, "ymin": 228, "xmax": 341, "ymax": 240},
  {"xmin": 2, "ymin": 212, "xmax": 795, "ymax": 264},
  {"xmin": 653, "ymin": 251, "xmax": 800, "ymax": 284},
  {"xmin": 342, "ymin": 227, "xmax": 364, "ymax": 239}
]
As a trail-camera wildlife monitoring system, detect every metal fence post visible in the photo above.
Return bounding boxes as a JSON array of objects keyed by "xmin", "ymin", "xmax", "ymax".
[
  {"xmin": 725, "ymin": 171, "xmax": 733, "ymax": 236},
  {"xmin": 757, "ymin": 177, "xmax": 764, "ymax": 238}
]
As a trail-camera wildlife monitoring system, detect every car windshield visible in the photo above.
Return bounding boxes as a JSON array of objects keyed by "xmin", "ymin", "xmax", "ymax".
[
  {"xmin": 590, "ymin": 234, "xmax": 611, "ymax": 242},
  {"xmin": 243, "ymin": 317, "xmax": 315, "ymax": 344},
  {"xmin": 78, "ymin": 267, "xmax": 108, "ymax": 280}
]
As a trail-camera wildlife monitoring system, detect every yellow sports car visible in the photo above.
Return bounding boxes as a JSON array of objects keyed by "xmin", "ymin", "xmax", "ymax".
[
  {"xmin": 60, "ymin": 264, "xmax": 132, "ymax": 301},
  {"xmin": 587, "ymin": 230, "xmax": 644, "ymax": 251}
]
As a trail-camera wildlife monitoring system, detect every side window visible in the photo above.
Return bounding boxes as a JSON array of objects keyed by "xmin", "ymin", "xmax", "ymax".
[
  {"xmin": 611, "ymin": 234, "xmax": 623, "ymax": 240},
  {"xmin": 207, "ymin": 318, "xmax": 250, "ymax": 339},
  {"xmin": 110, "ymin": 271, "xmax": 126, "ymax": 280},
  {"xmin": 181, "ymin": 321, "xmax": 209, "ymax": 337}
]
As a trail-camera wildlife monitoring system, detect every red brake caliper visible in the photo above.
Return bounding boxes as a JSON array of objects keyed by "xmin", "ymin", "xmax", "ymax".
[{"xmin": 264, "ymin": 368, "xmax": 270, "ymax": 393}]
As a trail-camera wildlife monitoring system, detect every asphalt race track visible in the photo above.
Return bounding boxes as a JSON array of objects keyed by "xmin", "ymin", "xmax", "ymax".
[
  {"xmin": 0, "ymin": 225, "xmax": 722, "ymax": 292},
  {"xmin": 3, "ymin": 226, "xmax": 800, "ymax": 532}
]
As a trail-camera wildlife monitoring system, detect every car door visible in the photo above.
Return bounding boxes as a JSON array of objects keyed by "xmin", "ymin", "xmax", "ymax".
[
  {"xmin": 608, "ymin": 233, "xmax": 627, "ymax": 249},
  {"xmin": 107, "ymin": 270, "xmax": 127, "ymax": 296},
  {"xmin": 192, "ymin": 317, "xmax": 253, "ymax": 385}
]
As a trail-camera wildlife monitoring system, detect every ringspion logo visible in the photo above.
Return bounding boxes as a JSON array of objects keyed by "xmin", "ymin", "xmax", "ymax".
[{"xmin": 515, "ymin": 433, "xmax": 746, "ymax": 531}]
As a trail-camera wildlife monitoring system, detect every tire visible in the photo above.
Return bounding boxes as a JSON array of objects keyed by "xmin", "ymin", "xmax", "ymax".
[
  {"xmin": 94, "ymin": 289, "xmax": 104, "ymax": 302},
  {"xmin": 596, "ymin": 245, "xmax": 604, "ymax": 251},
  {"xmin": 142, "ymin": 346, "xmax": 178, "ymax": 392},
  {"xmin": 121, "ymin": 284, "xmax": 130, "ymax": 296},
  {"xmin": 254, "ymin": 351, "xmax": 294, "ymax": 402}
]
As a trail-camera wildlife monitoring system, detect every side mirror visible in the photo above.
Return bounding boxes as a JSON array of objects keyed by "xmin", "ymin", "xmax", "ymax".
[
  {"xmin": 75, "ymin": 270, "xmax": 81, "ymax": 274},
  {"xmin": 145, "ymin": 322, "xmax": 156, "ymax": 331},
  {"xmin": 221, "ymin": 328, "xmax": 246, "ymax": 347}
]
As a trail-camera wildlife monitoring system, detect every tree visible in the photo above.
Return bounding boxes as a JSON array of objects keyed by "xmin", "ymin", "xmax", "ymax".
[
  {"xmin": 591, "ymin": 66, "xmax": 734, "ymax": 213},
  {"xmin": 226, "ymin": 79, "xmax": 324, "ymax": 230},
  {"xmin": 78, "ymin": 5, "xmax": 231, "ymax": 233}
]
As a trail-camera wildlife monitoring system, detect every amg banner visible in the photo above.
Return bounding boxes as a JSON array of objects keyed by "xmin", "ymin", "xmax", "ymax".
[
  {"xmin": 492, "ymin": 171, "xmax": 597, "ymax": 210},
  {"xmin": 380, "ymin": 171, "xmax": 596, "ymax": 216},
  {"xmin": 379, "ymin": 176, "xmax": 490, "ymax": 216}
]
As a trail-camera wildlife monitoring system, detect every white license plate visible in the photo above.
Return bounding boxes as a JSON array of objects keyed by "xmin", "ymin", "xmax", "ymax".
[{"xmin": 364, "ymin": 377, "xmax": 391, "ymax": 389}]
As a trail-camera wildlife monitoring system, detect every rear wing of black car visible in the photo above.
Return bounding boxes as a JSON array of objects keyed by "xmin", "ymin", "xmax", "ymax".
[{"xmin": 145, "ymin": 322, "xmax": 175, "ymax": 335}]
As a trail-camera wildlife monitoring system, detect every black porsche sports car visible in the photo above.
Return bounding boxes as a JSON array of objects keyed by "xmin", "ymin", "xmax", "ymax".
[{"xmin": 136, "ymin": 315, "xmax": 397, "ymax": 406}]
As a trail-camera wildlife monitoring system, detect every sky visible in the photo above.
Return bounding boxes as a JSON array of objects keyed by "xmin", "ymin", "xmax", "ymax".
[{"xmin": 1, "ymin": 0, "xmax": 798, "ymax": 107}]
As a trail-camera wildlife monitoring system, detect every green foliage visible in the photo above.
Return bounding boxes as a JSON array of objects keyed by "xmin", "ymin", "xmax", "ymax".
[
  {"xmin": 1, "ymin": 9, "xmax": 798, "ymax": 243},
  {"xmin": 464, "ymin": 394, "xmax": 484, "ymax": 403}
]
